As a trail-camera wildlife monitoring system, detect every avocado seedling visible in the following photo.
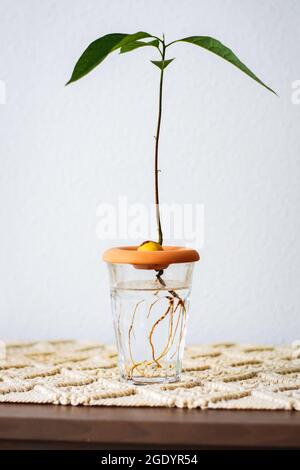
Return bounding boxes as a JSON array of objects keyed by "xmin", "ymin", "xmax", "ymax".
[{"xmin": 67, "ymin": 32, "xmax": 276, "ymax": 383}]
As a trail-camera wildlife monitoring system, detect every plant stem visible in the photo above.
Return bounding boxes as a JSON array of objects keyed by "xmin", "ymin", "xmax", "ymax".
[{"xmin": 154, "ymin": 38, "xmax": 166, "ymax": 246}]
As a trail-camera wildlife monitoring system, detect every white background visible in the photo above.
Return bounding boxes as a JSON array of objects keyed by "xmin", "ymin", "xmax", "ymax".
[{"xmin": 0, "ymin": 0, "xmax": 299, "ymax": 345}]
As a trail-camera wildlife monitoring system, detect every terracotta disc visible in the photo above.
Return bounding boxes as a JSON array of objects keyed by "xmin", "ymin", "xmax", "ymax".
[{"xmin": 103, "ymin": 246, "xmax": 200, "ymax": 270}]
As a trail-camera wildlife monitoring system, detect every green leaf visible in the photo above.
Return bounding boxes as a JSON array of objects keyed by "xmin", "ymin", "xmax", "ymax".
[
  {"xmin": 178, "ymin": 36, "xmax": 277, "ymax": 95},
  {"xmin": 151, "ymin": 58, "xmax": 175, "ymax": 70},
  {"xmin": 117, "ymin": 32, "xmax": 153, "ymax": 49},
  {"xmin": 66, "ymin": 32, "xmax": 153, "ymax": 85},
  {"xmin": 120, "ymin": 39, "xmax": 159, "ymax": 54}
]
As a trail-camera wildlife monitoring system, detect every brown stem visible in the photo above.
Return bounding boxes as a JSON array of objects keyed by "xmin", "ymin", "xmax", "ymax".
[{"xmin": 154, "ymin": 39, "xmax": 166, "ymax": 246}]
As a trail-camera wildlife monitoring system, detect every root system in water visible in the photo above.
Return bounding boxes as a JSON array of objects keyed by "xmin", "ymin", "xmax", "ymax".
[{"xmin": 126, "ymin": 269, "xmax": 187, "ymax": 380}]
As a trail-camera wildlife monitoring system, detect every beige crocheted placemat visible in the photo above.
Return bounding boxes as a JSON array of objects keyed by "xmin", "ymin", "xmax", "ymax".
[{"xmin": 1, "ymin": 340, "xmax": 300, "ymax": 410}]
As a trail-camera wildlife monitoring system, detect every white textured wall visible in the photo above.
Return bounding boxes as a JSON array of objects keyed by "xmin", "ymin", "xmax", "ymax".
[{"xmin": 0, "ymin": 0, "xmax": 299, "ymax": 345}]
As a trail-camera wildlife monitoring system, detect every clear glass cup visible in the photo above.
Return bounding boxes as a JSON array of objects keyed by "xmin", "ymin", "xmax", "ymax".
[{"xmin": 106, "ymin": 262, "xmax": 196, "ymax": 384}]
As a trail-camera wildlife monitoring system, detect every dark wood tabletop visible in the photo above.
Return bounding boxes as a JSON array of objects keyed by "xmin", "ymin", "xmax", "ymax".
[{"xmin": 0, "ymin": 404, "xmax": 300, "ymax": 449}]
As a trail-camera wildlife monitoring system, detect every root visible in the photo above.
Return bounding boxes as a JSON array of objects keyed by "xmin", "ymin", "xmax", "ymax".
[
  {"xmin": 170, "ymin": 300, "xmax": 187, "ymax": 360},
  {"xmin": 149, "ymin": 300, "xmax": 173, "ymax": 367},
  {"xmin": 154, "ymin": 298, "xmax": 175, "ymax": 363},
  {"xmin": 128, "ymin": 300, "xmax": 145, "ymax": 377},
  {"xmin": 126, "ymin": 269, "xmax": 187, "ymax": 380},
  {"xmin": 147, "ymin": 296, "xmax": 161, "ymax": 319}
]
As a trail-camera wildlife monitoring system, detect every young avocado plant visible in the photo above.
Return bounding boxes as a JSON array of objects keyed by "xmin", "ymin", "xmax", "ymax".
[
  {"xmin": 66, "ymin": 31, "xmax": 276, "ymax": 248},
  {"xmin": 67, "ymin": 32, "xmax": 276, "ymax": 383}
]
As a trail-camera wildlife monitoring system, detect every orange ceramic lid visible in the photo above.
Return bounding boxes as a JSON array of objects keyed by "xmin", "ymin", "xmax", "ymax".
[{"xmin": 103, "ymin": 246, "xmax": 200, "ymax": 270}]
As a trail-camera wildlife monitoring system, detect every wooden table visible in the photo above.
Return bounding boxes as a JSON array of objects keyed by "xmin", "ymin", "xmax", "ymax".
[{"xmin": 0, "ymin": 404, "xmax": 299, "ymax": 449}]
